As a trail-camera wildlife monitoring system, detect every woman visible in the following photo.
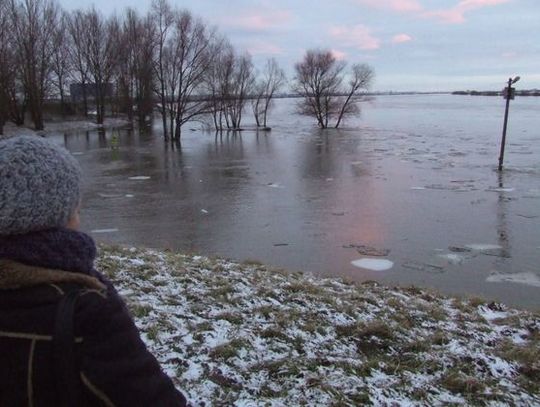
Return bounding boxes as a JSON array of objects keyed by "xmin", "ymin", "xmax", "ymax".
[{"xmin": 0, "ymin": 135, "xmax": 188, "ymax": 406}]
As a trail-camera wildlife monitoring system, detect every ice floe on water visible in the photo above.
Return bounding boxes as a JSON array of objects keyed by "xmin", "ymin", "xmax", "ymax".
[
  {"xmin": 129, "ymin": 175, "xmax": 151, "ymax": 180},
  {"xmin": 91, "ymin": 228, "xmax": 119, "ymax": 234},
  {"xmin": 487, "ymin": 271, "xmax": 540, "ymax": 288},
  {"xmin": 437, "ymin": 253, "xmax": 464, "ymax": 265},
  {"xmin": 351, "ymin": 258, "xmax": 394, "ymax": 271},
  {"xmin": 267, "ymin": 182, "xmax": 283, "ymax": 188},
  {"xmin": 465, "ymin": 244, "xmax": 502, "ymax": 251},
  {"xmin": 486, "ymin": 187, "xmax": 515, "ymax": 192}
]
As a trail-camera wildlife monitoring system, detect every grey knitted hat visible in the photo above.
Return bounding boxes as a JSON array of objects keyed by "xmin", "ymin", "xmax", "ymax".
[{"xmin": 0, "ymin": 135, "xmax": 82, "ymax": 235}]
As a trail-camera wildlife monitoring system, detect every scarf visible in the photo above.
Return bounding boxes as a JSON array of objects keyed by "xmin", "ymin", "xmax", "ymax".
[{"xmin": 0, "ymin": 228, "xmax": 97, "ymax": 275}]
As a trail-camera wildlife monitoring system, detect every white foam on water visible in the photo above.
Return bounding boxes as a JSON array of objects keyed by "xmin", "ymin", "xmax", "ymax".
[
  {"xmin": 486, "ymin": 272, "xmax": 540, "ymax": 288},
  {"xmin": 129, "ymin": 176, "xmax": 151, "ymax": 180},
  {"xmin": 351, "ymin": 258, "xmax": 394, "ymax": 271},
  {"xmin": 91, "ymin": 228, "xmax": 119, "ymax": 234},
  {"xmin": 72, "ymin": 152, "xmax": 84, "ymax": 156},
  {"xmin": 465, "ymin": 244, "xmax": 502, "ymax": 251}
]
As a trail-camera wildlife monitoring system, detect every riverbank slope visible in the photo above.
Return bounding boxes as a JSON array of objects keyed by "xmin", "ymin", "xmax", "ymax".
[{"xmin": 98, "ymin": 245, "xmax": 539, "ymax": 406}]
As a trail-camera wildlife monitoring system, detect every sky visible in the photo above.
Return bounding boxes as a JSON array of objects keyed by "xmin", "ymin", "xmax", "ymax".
[{"xmin": 58, "ymin": 0, "xmax": 540, "ymax": 92}]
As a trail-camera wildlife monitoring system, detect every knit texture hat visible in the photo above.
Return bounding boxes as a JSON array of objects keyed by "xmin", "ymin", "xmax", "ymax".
[{"xmin": 0, "ymin": 135, "xmax": 82, "ymax": 236}]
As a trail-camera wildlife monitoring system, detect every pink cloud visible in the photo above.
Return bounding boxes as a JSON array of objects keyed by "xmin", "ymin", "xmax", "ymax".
[
  {"xmin": 329, "ymin": 25, "xmax": 380, "ymax": 50},
  {"xmin": 355, "ymin": 0, "xmax": 422, "ymax": 12},
  {"xmin": 392, "ymin": 33, "xmax": 412, "ymax": 43},
  {"xmin": 224, "ymin": 9, "xmax": 292, "ymax": 31},
  {"xmin": 330, "ymin": 49, "xmax": 348, "ymax": 61},
  {"xmin": 422, "ymin": 0, "xmax": 511, "ymax": 23},
  {"xmin": 357, "ymin": 0, "xmax": 512, "ymax": 24}
]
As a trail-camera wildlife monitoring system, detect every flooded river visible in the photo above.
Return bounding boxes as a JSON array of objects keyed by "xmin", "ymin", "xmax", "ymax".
[{"xmin": 52, "ymin": 95, "xmax": 540, "ymax": 310}]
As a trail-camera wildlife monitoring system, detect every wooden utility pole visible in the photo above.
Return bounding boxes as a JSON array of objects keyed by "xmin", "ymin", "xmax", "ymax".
[{"xmin": 498, "ymin": 76, "xmax": 520, "ymax": 171}]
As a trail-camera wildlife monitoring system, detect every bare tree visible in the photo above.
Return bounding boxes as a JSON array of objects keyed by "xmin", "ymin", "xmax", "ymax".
[
  {"xmin": 334, "ymin": 63, "xmax": 374, "ymax": 128},
  {"xmin": 0, "ymin": 19, "xmax": 27, "ymax": 129},
  {"xmin": 252, "ymin": 58, "xmax": 286, "ymax": 129},
  {"xmin": 0, "ymin": 0, "xmax": 12, "ymax": 133},
  {"xmin": 203, "ymin": 38, "xmax": 234, "ymax": 131},
  {"xmin": 225, "ymin": 53, "xmax": 254, "ymax": 129},
  {"xmin": 67, "ymin": 10, "xmax": 91, "ymax": 116},
  {"xmin": 50, "ymin": 11, "xmax": 71, "ymax": 116},
  {"xmin": 81, "ymin": 8, "xmax": 119, "ymax": 124},
  {"xmin": 294, "ymin": 49, "xmax": 373, "ymax": 128},
  {"xmin": 160, "ymin": 9, "xmax": 214, "ymax": 142},
  {"xmin": 151, "ymin": 0, "xmax": 174, "ymax": 138},
  {"xmin": 135, "ymin": 15, "xmax": 156, "ymax": 124},
  {"xmin": 10, "ymin": 0, "xmax": 60, "ymax": 130},
  {"xmin": 117, "ymin": 8, "xmax": 155, "ymax": 124}
]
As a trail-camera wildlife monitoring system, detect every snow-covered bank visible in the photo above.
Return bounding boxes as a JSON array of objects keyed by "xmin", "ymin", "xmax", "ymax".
[
  {"xmin": 97, "ymin": 245, "xmax": 540, "ymax": 406},
  {"xmin": 1, "ymin": 117, "xmax": 129, "ymax": 138}
]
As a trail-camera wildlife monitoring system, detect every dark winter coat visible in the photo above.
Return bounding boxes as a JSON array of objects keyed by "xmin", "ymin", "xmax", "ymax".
[{"xmin": 0, "ymin": 228, "xmax": 188, "ymax": 406}]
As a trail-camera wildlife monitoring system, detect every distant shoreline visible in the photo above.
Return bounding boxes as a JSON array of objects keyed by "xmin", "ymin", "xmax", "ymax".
[{"xmin": 452, "ymin": 89, "xmax": 540, "ymax": 97}]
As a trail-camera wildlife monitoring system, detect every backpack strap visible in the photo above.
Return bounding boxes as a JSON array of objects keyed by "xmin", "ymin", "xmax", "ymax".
[{"xmin": 53, "ymin": 289, "xmax": 81, "ymax": 407}]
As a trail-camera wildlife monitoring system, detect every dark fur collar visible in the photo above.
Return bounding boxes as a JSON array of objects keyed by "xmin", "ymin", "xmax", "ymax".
[{"xmin": 0, "ymin": 259, "xmax": 106, "ymax": 291}]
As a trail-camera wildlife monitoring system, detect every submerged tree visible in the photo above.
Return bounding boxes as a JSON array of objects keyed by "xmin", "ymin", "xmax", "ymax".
[
  {"xmin": 67, "ymin": 10, "xmax": 91, "ymax": 116},
  {"xmin": 252, "ymin": 58, "xmax": 286, "ymax": 129},
  {"xmin": 82, "ymin": 9, "xmax": 119, "ymax": 125},
  {"xmin": 151, "ymin": 0, "xmax": 174, "ymax": 139},
  {"xmin": 224, "ymin": 52, "xmax": 254, "ymax": 130},
  {"xmin": 116, "ymin": 8, "xmax": 155, "ymax": 124},
  {"xmin": 50, "ymin": 12, "xmax": 71, "ymax": 116},
  {"xmin": 294, "ymin": 49, "xmax": 374, "ymax": 128},
  {"xmin": 153, "ymin": 5, "xmax": 214, "ymax": 142},
  {"xmin": 0, "ymin": 0, "xmax": 11, "ymax": 133},
  {"xmin": 10, "ymin": 0, "xmax": 60, "ymax": 130}
]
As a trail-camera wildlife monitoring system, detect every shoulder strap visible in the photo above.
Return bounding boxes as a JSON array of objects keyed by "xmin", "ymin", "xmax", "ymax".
[{"xmin": 53, "ymin": 289, "xmax": 81, "ymax": 407}]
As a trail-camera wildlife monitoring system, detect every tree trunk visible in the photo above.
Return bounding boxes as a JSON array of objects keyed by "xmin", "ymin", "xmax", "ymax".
[
  {"xmin": 335, "ymin": 92, "xmax": 353, "ymax": 129},
  {"xmin": 174, "ymin": 122, "xmax": 181, "ymax": 141}
]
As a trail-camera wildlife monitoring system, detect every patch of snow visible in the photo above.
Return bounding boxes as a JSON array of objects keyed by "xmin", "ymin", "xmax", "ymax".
[
  {"xmin": 351, "ymin": 258, "xmax": 394, "ymax": 271},
  {"xmin": 477, "ymin": 306, "xmax": 509, "ymax": 321}
]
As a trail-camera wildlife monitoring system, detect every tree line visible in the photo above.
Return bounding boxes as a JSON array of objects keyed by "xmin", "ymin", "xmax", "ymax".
[{"xmin": 0, "ymin": 0, "xmax": 374, "ymax": 140}]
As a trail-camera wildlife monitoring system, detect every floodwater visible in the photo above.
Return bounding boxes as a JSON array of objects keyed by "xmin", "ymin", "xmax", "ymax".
[{"xmin": 53, "ymin": 95, "xmax": 540, "ymax": 310}]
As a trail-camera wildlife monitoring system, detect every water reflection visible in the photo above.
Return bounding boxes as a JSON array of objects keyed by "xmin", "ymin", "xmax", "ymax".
[{"xmin": 496, "ymin": 171, "xmax": 511, "ymax": 262}]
